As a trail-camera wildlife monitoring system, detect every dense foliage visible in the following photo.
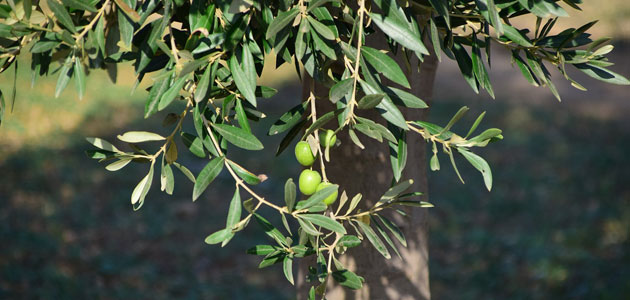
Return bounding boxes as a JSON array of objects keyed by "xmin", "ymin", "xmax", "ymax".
[{"xmin": 1, "ymin": 0, "xmax": 627, "ymax": 298}]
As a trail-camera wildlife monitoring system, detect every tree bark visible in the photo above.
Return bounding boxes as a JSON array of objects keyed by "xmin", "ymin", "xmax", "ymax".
[{"xmin": 297, "ymin": 41, "xmax": 439, "ymax": 299}]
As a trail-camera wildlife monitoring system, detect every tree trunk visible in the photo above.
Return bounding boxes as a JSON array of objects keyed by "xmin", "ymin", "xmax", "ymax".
[{"xmin": 297, "ymin": 41, "xmax": 439, "ymax": 299}]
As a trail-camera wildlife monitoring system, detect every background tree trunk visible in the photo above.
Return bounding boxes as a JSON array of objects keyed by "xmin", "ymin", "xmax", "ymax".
[{"xmin": 297, "ymin": 38, "xmax": 439, "ymax": 299}]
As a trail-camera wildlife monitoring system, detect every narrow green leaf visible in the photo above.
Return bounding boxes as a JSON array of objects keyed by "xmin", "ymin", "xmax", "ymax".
[
  {"xmin": 310, "ymin": 25, "xmax": 337, "ymax": 60},
  {"xmin": 299, "ymin": 214, "xmax": 346, "ymax": 234},
  {"xmin": 276, "ymin": 119, "xmax": 308, "ymax": 156},
  {"xmin": 23, "ymin": 0, "xmax": 32, "ymax": 20},
  {"xmin": 73, "ymin": 58, "xmax": 86, "ymax": 100},
  {"xmin": 211, "ymin": 123, "xmax": 264, "ymax": 150},
  {"xmin": 161, "ymin": 163, "xmax": 175, "ymax": 195},
  {"xmin": 295, "ymin": 184, "xmax": 339, "ymax": 210},
  {"xmin": 86, "ymin": 137, "xmax": 121, "ymax": 152},
  {"xmin": 254, "ymin": 213, "xmax": 289, "ymax": 246},
  {"xmin": 297, "ymin": 217, "xmax": 321, "ymax": 236},
  {"xmin": 195, "ymin": 62, "xmax": 214, "ymax": 102},
  {"xmin": 61, "ymin": 0, "xmax": 96, "ymax": 11},
  {"xmin": 47, "ymin": 0, "xmax": 76, "ymax": 33},
  {"xmin": 369, "ymin": 12, "xmax": 429, "ymax": 55},
  {"xmin": 31, "ymin": 41, "xmax": 59, "ymax": 53},
  {"xmin": 266, "ymin": 8, "xmax": 299, "ymax": 39},
  {"xmin": 95, "ymin": 15, "xmax": 106, "ymax": 55},
  {"xmin": 189, "ymin": 0, "xmax": 214, "ymax": 32},
  {"xmin": 307, "ymin": 0, "xmax": 338, "ymax": 12},
  {"xmin": 385, "ymin": 87, "xmax": 428, "ymax": 108},
  {"xmin": 430, "ymin": 152, "xmax": 440, "ymax": 171},
  {"xmin": 502, "ymin": 24, "xmax": 533, "ymax": 47},
  {"xmin": 512, "ymin": 51, "xmax": 539, "ymax": 86},
  {"xmin": 475, "ymin": 0, "xmax": 503, "ymax": 35},
  {"xmin": 283, "ymin": 256, "xmax": 294, "ymax": 285},
  {"xmin": 359, "ymin": 80, "xmax": 408, "ymax": 130},
  {"xmin": 362, "ymin": 47, "xmax": 409, "ymax": 88},
  {"xmin": 205, "ymin": 228, "xmax": 232, "ymax": 244},
  {"xmin": 254, "ymin": 84, "xmax": 276, "ymax": 97},
  {"xmin": 469, "ymin": 128, "xmax": 503, "ymax": 143},
  {"xmin": 246, "ymin": 245, "xmax": 276, "ymax": 255},
  {"xmin": 242, "ymin": 43, "xmax": 257, "ymax": 90},
  {"xmin": 295, "ymin": 20, "xmax": 308, "ymax": 60},
  {"xmin": 380, "ymin": 179, "xmax": 413, "ymax": 202},
  {"xmin": 105, "ymin": 158, "xmax": 132, "ymax": 171},
  {"xmin": 285, "ymin": 178, "xmax": 297, "ymax": 212},
  {"xmin": 376, "ymin": 215, "xmax": 406, "ymax": 247},
  {"xmin": 227, "ymin": 160, "xmax": 262, "ymax": 185},
  {"xmin": 173, "ymin": 162, "xmax": 196, "ymax": 183},
  {"xmin": 448, "ymin": 149, "xmax": 465, "ymax": 184},
  {"xmin": 452, "ymin": 43, "xmax": 479, "ymax": 94},
  {"xmin": 181, "ymin": 132, "xmax": 206, "ymax": 158},
  {"xmin": 116, "ymin": 0, "xmax": 135, "ymax": 50},
  {"xmin": 329, "ymin": 78, "xmax": 353, "ymax": 104},
  {"xmin": 357, "ymin": 94, "xmax": 384, "ymax": 109},
  {"xmin": 428, "ymin": 0, "xmax": 450, "ymax": 28},
  {"xmin": 391, "ymin": 131, "xmax": 407, "ymax": 182},
  {"xmin": 131, "ymin": 165, "xmax": 154, "ymax": 205},
  {"xmin": 158, "ymin": 75, "xmax": 187, "ymax": 111},
  {"xmin": 458, "ymin": 148, "xmax": 493, "ymax": 191},
  {"xmin": 574, "ymin": 63, "xmax": 630, "ymax": 85},
  {"xmin": 337, "ymin": 235, "xmax": 361, "ymax": 248},
  {"xmin": 229, "ymin": 53, "xmax": 257, "ymax": 106},
  {"xmin": 465, "ymin": 111, "xmax": 486, "ymax": 139},
  {"xmin": 471, "ymin": 35, "xmax": 495, "ymax": 98},
  {"xmin": 397, "ymin": 200, "xmax": 434, "ymax": 207},
  {"xmin": 307, "ymin": 16, "xmax": 335, "ymax": 40},
  {"xmin": 226, "ymin": 188, "xmax": 242, "ymax": 230},
  {"xmin": 281, "ymin": 213, "xmax": 292, "ymax": 235},
  {"xmin": 348, "ymin": 129, "xmax": 365, "ymax": 149},
  {"xmin": 429, "ymin": 18, "xmax": 442, "ymax": 62},
  {"xmin": 258, "ymin": 251, "xmax": 285, "ymax": 268},
  {"xmin": 55, "ymin": 57, "xmax": 73, "ymax": 98},
  {"xmin": 235, "ymin": 99, "xmax": 251, "ymax": 132},
  {"xmin": 310, "ymin": 6, "xmax": 338, "ymax": 38},
  {"xmin": 179, "ymin": 59, "xmax": 208, "ymax": 79},
  {"xmin": 441, "ymin": 106, "xmax": 469, "ymax": 134},
  {"xmin": 345, "ymin": 193, "xmax": 362, "ymax": 216},
  {"xmin": 372, "ymin": 216, "xmax": 401, "ymax": 258},
  {"xmin": 192, "ymin": 156, "xmax": 225, "ymax": 201},
  {"xmin": 356, "ymin": 221, "xmax": 391, "ymax": 259},
  {"xmin": 268, "ymin": 102, "xmax": 308, "ymax": 135},
  {"xmin": 332, "ymin": 269, "xmax": 364, "ymax": 290},
  {"xmin": 301, "ymin": 109, "xmax": 342, "ymax": 139},
  {"xmin": 145, "ymin": 70, "xmax": 174, "ymax": 118}
]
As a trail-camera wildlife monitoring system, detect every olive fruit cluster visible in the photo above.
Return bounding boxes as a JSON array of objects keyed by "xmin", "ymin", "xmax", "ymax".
[{"xmin": 294, "ymin": 130, "xmax": 338, "ymax": 206}]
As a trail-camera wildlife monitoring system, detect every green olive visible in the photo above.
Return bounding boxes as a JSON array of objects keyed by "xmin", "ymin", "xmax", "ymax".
[
  {"xmin": 316, "ymin": 182, "xmax": 338, "ymax": 205},
  {"xmin": 299, "ymin": 169, "xmax": 321, "ymax": 196},
  {"xmin": 294, "ymin": 141, "xmax": 316, "ymax": 166},
  {"xmin": 319, "ymin": 129, "xmax": 337, "ymax": 148}
]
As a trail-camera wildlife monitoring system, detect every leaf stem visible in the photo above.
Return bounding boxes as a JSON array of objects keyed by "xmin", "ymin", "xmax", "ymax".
[
  {"xmin": 309, "ymin": 88, "xmax": 328, "ymax": 182},
  {"xmin": 74, "ymin": 0, "xmax": 111, "ymax": 43},
  {"xmin": 202, "ymin": 115, "xmax": 286, "ymax": 213},
  {"xmin": 344, "ymin": 0, "xmax": 366, "ymax": 126}
]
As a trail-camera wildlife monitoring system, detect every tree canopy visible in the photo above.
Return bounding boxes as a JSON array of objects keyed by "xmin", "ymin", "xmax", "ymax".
[{"xmin": 0, "ymin": 0, "xmax": 628, "ymax": 298}]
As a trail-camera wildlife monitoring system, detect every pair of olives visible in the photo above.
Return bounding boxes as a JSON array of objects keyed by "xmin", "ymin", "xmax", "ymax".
[{"xmin": 294, "ymin": 130, "xmax": 338, "ymax": 206}]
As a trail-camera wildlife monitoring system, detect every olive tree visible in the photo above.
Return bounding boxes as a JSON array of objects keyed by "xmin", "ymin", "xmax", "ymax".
[{"xmin": 0, "ymin": 0, "xmax": 628, "ymax": 299}]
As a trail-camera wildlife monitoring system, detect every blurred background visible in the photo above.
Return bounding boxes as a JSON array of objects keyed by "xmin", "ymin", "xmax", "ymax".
[{"xmin": 1, "ymin": 2, "xmax": 629, "ymax": 299}]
